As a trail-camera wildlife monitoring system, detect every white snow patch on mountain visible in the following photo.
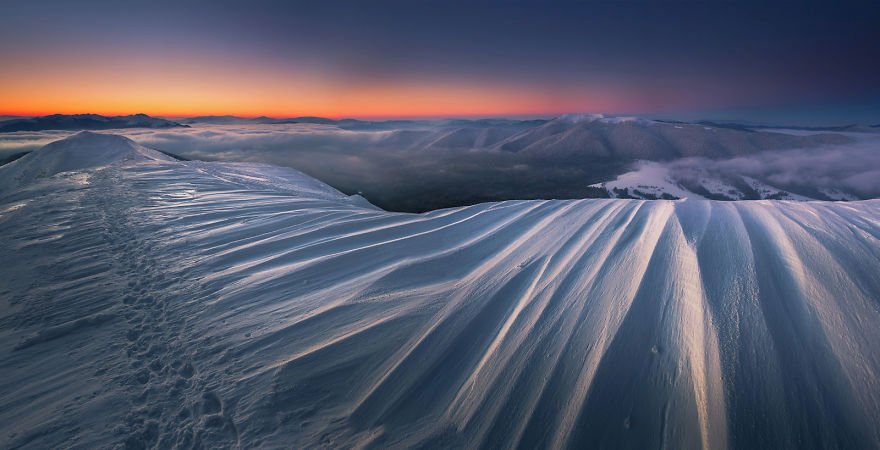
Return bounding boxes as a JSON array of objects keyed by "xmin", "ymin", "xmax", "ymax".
[
  {"xmin": 596, "ymin": 159, "xmax": 855, "ymax": 201},
  {"xmin": 591, "ymin": 160, "xmax": 700, "ymax": 199}
]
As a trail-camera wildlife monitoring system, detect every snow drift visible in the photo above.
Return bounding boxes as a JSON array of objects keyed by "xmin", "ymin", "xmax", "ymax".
[{"xmin": 1, "ymin": 133, "xmax": 879, "ymax": 449}]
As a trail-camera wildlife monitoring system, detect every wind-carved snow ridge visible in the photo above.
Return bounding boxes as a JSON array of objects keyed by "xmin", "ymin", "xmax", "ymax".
[{"xmin": 1, "ymin": 133, "xmax": 880, "ymax": 449}]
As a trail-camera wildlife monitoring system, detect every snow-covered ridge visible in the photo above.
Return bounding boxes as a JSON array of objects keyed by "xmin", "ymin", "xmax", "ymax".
[
  {"xmin": 0, "ymin": 131, "xmax": 175, "ymax": 191},
  {"xmin": 0, "ymin": 131, "xmax": 366, "ymax": 205},
  {"xmin": 16, "ymin": 130, "xmax": 173, "ymax": 167},
  {"xmin": 1, "ymin": 134, "xmax": 879, "ymax": 448}
]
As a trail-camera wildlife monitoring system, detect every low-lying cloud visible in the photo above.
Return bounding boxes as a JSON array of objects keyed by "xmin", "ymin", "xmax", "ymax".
[
  {"xmin": 665, "ymin": 136, "xmax": 880, "ymax": 198},
  {"xmin": 0, "ymin": 124, "xmax": 621, "ymax": 212}
]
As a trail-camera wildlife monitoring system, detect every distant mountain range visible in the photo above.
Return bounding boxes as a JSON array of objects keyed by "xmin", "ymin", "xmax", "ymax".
[
  {"xmin": 487, "ymin": 114, "xmax": 852, "ymax": 160},
  {"xmin": 0, "ymin": 114, "xmax": 187, "ymax": 132},
  {"xmin": 176, "ymin": 115, "xmax": 283, "ymax": 125},
  {"xmin": 185, "ymin": 113, "xmax": 857, "ymax": 160},
  {"xmin": 180, "ymin": 114, "xmax": 880, "ymax": 134},
  {"xmin": 179, "ymin": 114, "xmax": 548, "ymax": 131},
  {"xmin": 300, "ymin": 114, "xmax": 854, "ymax": 159},
  {"xmin": 3, "ymin": 112, "xmax": 875, "ymax": 140},
  {"xmin": 290, "ymin": 113, "xmax": 852, "ymax": 159},
  {"xmin": 180, "ymin": 115, "xmax": 375, "ymax": 128}
]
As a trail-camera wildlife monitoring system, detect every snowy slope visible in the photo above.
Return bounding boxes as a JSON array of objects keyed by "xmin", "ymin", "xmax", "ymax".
[
  {"xmin": 2, "ymin": 134, "xmax": 880, "ymax": 449},
  {"xmin": 495, "ymin": 115, "xmax": 851, "ymax": 159},
  {"xmin": 590, "ymin": 161, "xmax": 703, "ymax": 200},
  {"xmin": 595, "ymin": 160, "xmax": 847, "ymax": 201}
]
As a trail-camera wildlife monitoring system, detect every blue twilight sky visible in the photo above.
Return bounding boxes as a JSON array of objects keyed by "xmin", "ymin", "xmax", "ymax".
[{"xmin": 1, "ymin": 0, "xmax": 878, "ymax": 124}]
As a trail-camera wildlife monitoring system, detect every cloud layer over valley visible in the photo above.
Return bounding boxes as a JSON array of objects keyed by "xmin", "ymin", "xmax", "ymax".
[
  {"xmin": 1, "ymin": 119, "xmax": 877, "ymax": 210},
  {"xmin": 0, "ymin": 122, "xmax": 625, "ymax": 211}
]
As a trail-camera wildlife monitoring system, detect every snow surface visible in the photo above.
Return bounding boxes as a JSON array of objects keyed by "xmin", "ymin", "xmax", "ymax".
[
  {"xmin": 0, "ymin": 131, "xmax": 175, "ymax": 191},
  {"xmin": 591, "ymin": 160, "xmax": 701, "ymax": 199},
  {"xmin": 556, "ymin": 113, "xmax": 651, "ymax": 125},
  {"xmin": 597, "ymin": 160, "xmax": 846, "ymax": 201},
  {"xmin": 2, "ymin": 133, "xmax": 880, "ymax": 449}
]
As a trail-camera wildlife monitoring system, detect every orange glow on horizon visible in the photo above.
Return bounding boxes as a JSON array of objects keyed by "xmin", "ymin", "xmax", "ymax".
[
  {"xmin": 0, "ymin": 83, "xmax": 628, "ymax": 120},
  {"xmin": 0, "ymin": 51, "xmax": 652, "ymax": 119},
  {"xmin": 0, "ymin": 91, "xmax": 648, "ymax": 119}
]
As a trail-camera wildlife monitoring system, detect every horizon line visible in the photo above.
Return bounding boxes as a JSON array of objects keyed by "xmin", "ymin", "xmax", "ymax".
[
  {"xmin": 0, "ymin": 111, "xmax": 876, "ymax": 128},
  {"xmin": 0, "ymin": 110, "xmax": 571, "ymax": 121}
]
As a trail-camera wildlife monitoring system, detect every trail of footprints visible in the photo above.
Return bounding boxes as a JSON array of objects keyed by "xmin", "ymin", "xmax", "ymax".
[{"xmin": 94, "ymin": 170, "xmax": 240, "ymax": 449}]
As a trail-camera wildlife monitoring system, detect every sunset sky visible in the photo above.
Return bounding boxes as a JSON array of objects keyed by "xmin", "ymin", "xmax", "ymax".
[{"xmin": 2, "ymin": 1, "xmax": 879, "ymax": 123}]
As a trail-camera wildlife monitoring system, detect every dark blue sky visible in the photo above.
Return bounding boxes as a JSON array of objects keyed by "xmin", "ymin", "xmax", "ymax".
[{"xmin": 2, "ymin": 0, "xmax": 878, "ymax": 124}]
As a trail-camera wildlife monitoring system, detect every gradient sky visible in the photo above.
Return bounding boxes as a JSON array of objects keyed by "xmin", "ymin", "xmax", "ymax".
[{"xmin": 1, "ymin": 0, "xmax": 879, "ymax": 124}]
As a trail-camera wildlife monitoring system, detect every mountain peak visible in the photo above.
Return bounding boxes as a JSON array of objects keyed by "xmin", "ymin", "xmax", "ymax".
[
  {"xmin": 0, "ymin": 132, "xmax": 174, "ymax": 192},
  {"xmin": 70, "ymin": 129, "xmax": 104, "ymax": 138},
  {"xmin": 38, "ymin": 131, "xmax": 172, "ymax": 163}
]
